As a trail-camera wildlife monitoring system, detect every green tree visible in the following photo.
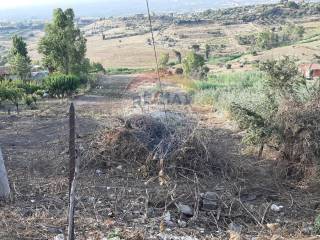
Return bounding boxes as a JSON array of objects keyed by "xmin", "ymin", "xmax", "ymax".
[
  {"xmin": 256, "ymin": 30, "xmax": 278, "ymax": 50},
  {"xmin": 11, "ymin": 35, "xmax": 30, "ymax": 58},
  {"xmin": 10, "ymin": 54, "xmax": 32, "ymax": 80},
  {"xmin": 182, "ymin": 52, "xmax": 205, "ymax": 76},
  {"xmin": 38, "ymin": 8, "xmax": 87, "ymax": 75},
  {"xmin": 259, "ymin": 56, "xmax": 303, "ymax": 96},
  {"xmin": 9, "ymin": 35, "xmax": 31, "ymax": 81}
]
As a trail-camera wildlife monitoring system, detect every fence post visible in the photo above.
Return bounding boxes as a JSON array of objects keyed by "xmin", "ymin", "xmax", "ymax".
[
  {"xmin": 0, "ymin": 146, "xmax": 10, "ymax": 200},
  {"xmin": 68, "ymin": 102, "xmax": 76, "ymax": 240}
]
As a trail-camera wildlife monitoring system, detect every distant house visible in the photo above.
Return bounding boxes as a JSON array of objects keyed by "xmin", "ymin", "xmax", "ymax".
[
  {"xmin": 31, "ymin": 71, "xmax": 49, "ymax": 81},
  {"xmin": 299, "ymin": 63, "xmax": 320, "ymax": 79}
]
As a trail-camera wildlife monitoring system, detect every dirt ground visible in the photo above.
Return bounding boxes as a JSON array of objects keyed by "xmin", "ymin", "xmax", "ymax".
[{"xmin": 0, "ymin": 74, "xmax": 320, "ymax": 240}]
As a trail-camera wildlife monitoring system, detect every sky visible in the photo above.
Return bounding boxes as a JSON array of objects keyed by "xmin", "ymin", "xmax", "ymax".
[
  {"xmin": 0, "ymin": 0, "xmax": 87, "ymax": 10},
  {"xmin": 0, "ymin": 0, "xmax": 285, "ymax": 20}
]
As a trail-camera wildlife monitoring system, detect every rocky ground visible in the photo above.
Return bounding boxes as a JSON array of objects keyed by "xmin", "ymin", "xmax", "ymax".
[{"xmin": 0, "ymin": 73, "xmax": 319, "ymax": 240}]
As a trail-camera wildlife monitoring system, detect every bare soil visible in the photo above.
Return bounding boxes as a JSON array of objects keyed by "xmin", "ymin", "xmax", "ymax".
[{"xmin": 0, "ymin": 74, "xmax": 319, "ymax": 240}]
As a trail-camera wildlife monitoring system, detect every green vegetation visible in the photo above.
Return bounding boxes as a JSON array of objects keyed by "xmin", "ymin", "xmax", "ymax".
[
  {"xmin": 183, "ymin": 52, "xmax": 209, "ymax": 79},
  {"xmin": 39, "ymin": 8, "xmax": 87, "ymax": 75},
  {"xmin": 255, "ymin": 24, "xmax": 304, "ymax": 50},
  {"xmin": 208, "ymin": 53, "xmax": 243, "ymax": 64},
  {"xmin": 205, "ymin": 44, "xmax": 211, "ymax": 60},
  {"xmin": 9, "ymin": 35, "xmax": 31, "ymax": 81},
  {"xmin": 0, "ymin": 81, "xmax": 24, "ymax": 112},
  {"xmin": 193, "ymin": 71, "xmax": 266, "ymax": 109},
  {"xmin": 194, "ymin": 57, "xmax": 320, "ymax": 179},
  {"xmin": 44, "ymin": 74, "xmax": 80, "ymax": 98},
  {"xmin": 106, "ymin": 67, "xmax": 150, "ymax": 75},
  {"xmin": 315, "ymin": 214, "xmax": 320, "ymax": 234},
  {"xmin": 159, "ymin": 53, "xmax": 170, "ymax": 68},
  {"xmin": 89, "ymin": 62, "xmax": 106, "ymax": 74}
]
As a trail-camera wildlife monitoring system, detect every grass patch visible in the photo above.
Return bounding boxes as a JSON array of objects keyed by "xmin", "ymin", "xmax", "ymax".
[
  {"xmin": 193, "ymin": 71, "xmax": 268, "ymax": 114},
  {"xmin": 208, "ymin": 53, "xmax": 243, "ymax": 64},
  {"xmin": 196, "ymin": 71, "xmax": 264, "ymax": 90},
  {"xmin": 106, "ymin": 67, "xmax": 151, "ymax": 75},
  {"xmin": 165, "ymin": 75, "xmax": 198, "ymax": 93}
]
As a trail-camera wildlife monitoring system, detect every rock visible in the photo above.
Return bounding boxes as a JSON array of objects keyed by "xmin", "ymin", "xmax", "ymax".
[
  {"xmin": 163, "ymin": 211, "xmax": 171, "ymax": 222},
  {"xmin": 165, "ymin": 220, "xmax": 175, "ymax": 228},
  {"xmin": 270, "ymin": 204, "xmax": 284, "ymax": 212},
  {"xmin": 88, "ymin": 196, "xmax": 95, "ymax": 203},
  {"xmin": 201, "ymin": 192, "xmax": 219, "ymax": 210},
  {"xmin": 228, "ymin": 223, "xmax": 243, "ymax": 233},
  {"xmin": 267, "ymin": 223, "xmax": 280, "ymax": 232},
  {"xmin": 302, "ymin": 222, "xmax": 313, "ymax": 235},
  {"xmin": 116, "ymin": 165, "xmax": 123, "ymax": 170},
  {"xmin": 53, "ymin": 234, "xmax": 64, "ymax": 240},
  {"xmin": 178, "ymin": 203, "xmax": 193, "ymax": 217},
  {"xmin": 163, "ymin": 211, "xmax": 174, "ymax": 227},
  {"xmin": 178, "ymin": 220, "xmax": 187, "ymax": 228}
]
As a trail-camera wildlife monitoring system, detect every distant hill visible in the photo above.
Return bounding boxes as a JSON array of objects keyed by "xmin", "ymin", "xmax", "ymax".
[{"xmin": 0, "ymin": 0, "xmax": 279, "ymax": 20}]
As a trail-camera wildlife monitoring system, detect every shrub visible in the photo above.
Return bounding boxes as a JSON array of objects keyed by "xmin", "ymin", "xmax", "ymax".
[
  {"xmin": 14, "ymin": 81, "xmax": 42, "ymax": 95},
  {"xmin": 159, "ymin": 53, "xmax": 170, "ymax": 68},
  {"xmin": 44, "ymin": 74, "xmax": 80, "ymax": 98},
  {"xmin": 182, "ymin": 52, "xmax": 206, "ymax": 78},
  {"xmin": 315, "ymin": 215, "xmax": 320, "ymax": 234},
  {"xmin": 0, "ymin": 81, "xmax": 24, "ymax": 112},
  {"xmin": 24, "ymin": 95, "xmax": 36, "ymax": 107},
  {"xmin": 90, "ymin": 62, "xmax": 106, "ymax": 74}
]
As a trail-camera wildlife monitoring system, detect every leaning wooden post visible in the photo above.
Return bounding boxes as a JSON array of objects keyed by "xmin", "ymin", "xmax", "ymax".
[
  {"xmin": 0, "ymin": 146, "xmax": 10, "ymax": 200},
  {"xmin": 68, "ymin": 103, "xmax": 76, "ymax": 240}
]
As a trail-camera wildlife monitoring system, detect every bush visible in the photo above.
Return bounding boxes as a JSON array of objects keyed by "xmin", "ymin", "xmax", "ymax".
[
  {"xmin": 44, "ymin": 74, "xmax": 80, "ymax": 98},
  {"xmin": 315, "ymin": 215, "xmax": 320, "ymax": 234},
  {"xmin": 0, "ymin": 80, "xmax": 24, "ymax": 112},
  {"xmin": 159, "ymin": 53, "xmax": 170, "ymax": 68},
  {"xmin": 14, "ymin": 81, "xmax": 42, "ymax": 95},
  {"xmin": 90, "ymin": 62, "xmax": 106, "ymax": 74},
  {"xmin": 24, "ymin": 95, "xmax": 37, "ymax": 108}
]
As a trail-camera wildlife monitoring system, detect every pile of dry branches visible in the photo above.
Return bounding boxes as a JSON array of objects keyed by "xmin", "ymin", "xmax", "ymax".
[{"xmin": 87, "ymin": 113, "xmax": 235, "ymax": 178}]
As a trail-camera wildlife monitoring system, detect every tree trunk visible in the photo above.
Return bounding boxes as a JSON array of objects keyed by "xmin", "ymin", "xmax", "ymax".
[{"xmin": 0, "ymin": 147, "xmax": 10, "ymax": 199}]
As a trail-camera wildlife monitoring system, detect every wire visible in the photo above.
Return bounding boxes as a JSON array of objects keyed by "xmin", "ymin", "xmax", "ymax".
[{"xmin": 145, "ymin": 0, "xmax": 167, "ymax": 116}]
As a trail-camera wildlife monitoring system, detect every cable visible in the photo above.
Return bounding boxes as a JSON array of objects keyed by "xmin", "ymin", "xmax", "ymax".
[{"xmin": 145, "ymin": 0, "xmax": 167, "ymax": 116}]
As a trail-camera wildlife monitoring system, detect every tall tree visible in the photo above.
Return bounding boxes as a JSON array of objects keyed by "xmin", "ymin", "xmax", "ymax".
[
  {"xmin": 38, "ymin": 8, "xmax": 87, "ymax": 75},
  {"xmin": 11, "ymin": 35, "xmax": 29, "ymax": 59},
  {"xmin": 9, "ymin": 35, "xmax": 31, "ymax": 81}
]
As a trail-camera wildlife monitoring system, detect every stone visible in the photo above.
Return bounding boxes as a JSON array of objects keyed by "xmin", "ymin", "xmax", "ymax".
[
  {"xmin": 178, "ymin": 220, "xmax": 187, "ymax": 228},
  {"xmin": 270, "ymin": 204, "xmax": 284, "ymax": 212},
  {"xmin": 178, "ymin": 203, "xmax": 193, "ymax": 217},
  {"xmin": 201, "ymin": 192, "xmax": 219, "ymax": 210},
  {"xmin": 302, "ymin": 222, "xmax": 313, "ymax": 235},
  {"xmin": 228, "ymin": 223, "xmax": 243, "ymax": 233},
  {"xmin": 53, "ymin": 234, "xmax": 64, "ymax": 240}
]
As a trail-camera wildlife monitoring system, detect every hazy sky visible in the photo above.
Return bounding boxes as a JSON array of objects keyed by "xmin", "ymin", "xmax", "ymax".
[{"xmin": 0, "ymin": 0, "xmax": 90, "ymax": 9}]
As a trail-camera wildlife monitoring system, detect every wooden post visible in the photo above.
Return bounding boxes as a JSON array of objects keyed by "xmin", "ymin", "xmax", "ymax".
[
  {"xmin": 68, "ymin": 103, "xmax": 76, "ymax": 240},
  {"xmin": 0, "ymin": 146, "xmax": 10, "ymax": 199},
  {"xmin": 69, "ymin": 103, "xmax": 76, "ymax": 194}
]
